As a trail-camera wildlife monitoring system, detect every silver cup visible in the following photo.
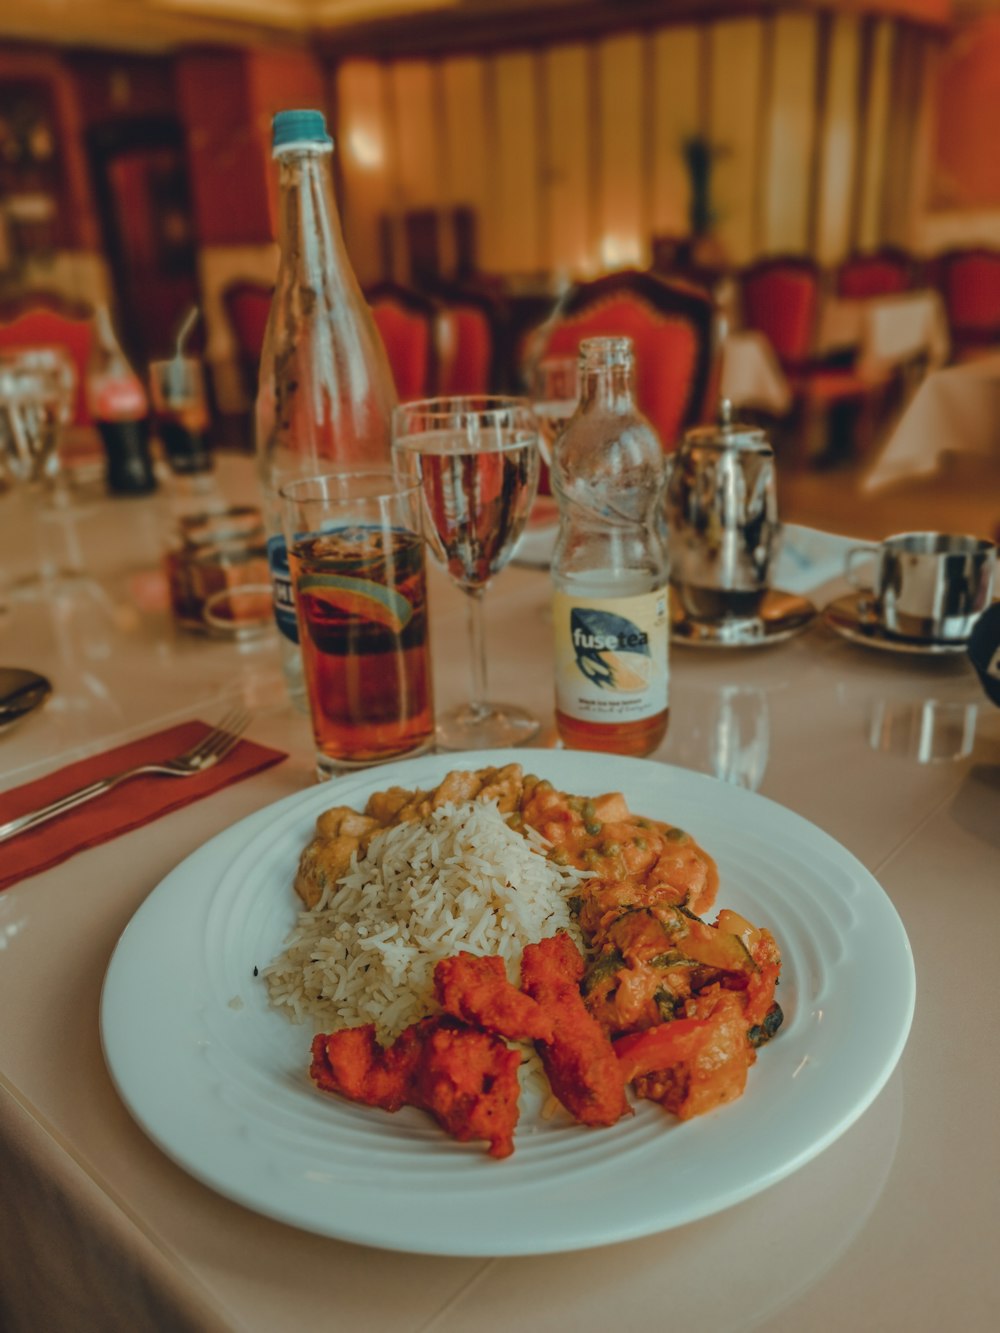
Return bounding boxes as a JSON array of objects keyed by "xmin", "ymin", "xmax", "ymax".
[{"xmin": 846, "ymin": 532, "xmax": 996, "ymax": 642}]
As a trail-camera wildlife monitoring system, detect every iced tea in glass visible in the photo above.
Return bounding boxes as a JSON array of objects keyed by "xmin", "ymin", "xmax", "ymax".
[{"xmin": 280, "ymin": 469, "xmax": 434, "ymax": 777}]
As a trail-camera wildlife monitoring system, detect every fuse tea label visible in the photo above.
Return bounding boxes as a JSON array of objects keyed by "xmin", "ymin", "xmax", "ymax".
[
  {"xmin": 554, "ymin": 588, "xmax": 668, "ymax": 723},
  {"xmin": 570, "ymin": 607, "xmax": 653, "ymax": 691}
]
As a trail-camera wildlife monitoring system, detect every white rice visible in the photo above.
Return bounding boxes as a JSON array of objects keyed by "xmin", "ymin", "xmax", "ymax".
[{"xmin": 263, "ymin": 799, "xmax": 589, "ymax": 1043}]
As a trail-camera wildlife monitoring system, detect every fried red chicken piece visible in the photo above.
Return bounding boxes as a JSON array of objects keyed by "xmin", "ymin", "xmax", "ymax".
[
  {"xmin": 310, "ymin": 1016, "xmax": 521, "ymax": 1159},
  {"xmin": 434, "ymin": 953, "xmax": 554, "ymax": 1043},
  {"xmin": 310, "ymin": 1022, "xmax": 424, "ymax": 1111},
  {"xmin": 520, "ymin": 933, "xmax": 630, "ymax": 1128},
  {"xmin": 412, "ymin": 1017, "xmax": 521, "ymax": 1159}
]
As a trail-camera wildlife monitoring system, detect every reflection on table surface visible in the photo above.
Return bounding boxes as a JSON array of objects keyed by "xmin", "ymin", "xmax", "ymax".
[{"xmin": 1, "ymin": 447, "xmax": 999, "ymax": 1333}]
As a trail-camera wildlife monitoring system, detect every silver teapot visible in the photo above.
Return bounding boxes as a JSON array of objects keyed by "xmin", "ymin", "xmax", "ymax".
[{"xmin": 665, "ymin": 400, "xmax": 780, "ymax": 621}]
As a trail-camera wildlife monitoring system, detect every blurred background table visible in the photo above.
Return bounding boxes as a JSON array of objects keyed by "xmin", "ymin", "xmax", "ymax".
[
  {"xmin": 863, "ymin": 351, "xmax": 1000, "ymax": 494},
  {"xmin": 1, "ymin": 450, "xmax": 999, "ymax": 1332},
  {"xmin": 817, "ymin": 288, "xmax": 951, "ymax": 383}
]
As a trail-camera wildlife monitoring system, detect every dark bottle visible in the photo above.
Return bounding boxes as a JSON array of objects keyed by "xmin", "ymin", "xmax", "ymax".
[{"xmin": 87, "ymin": 305, "xmax": 157, "ymax": 496}]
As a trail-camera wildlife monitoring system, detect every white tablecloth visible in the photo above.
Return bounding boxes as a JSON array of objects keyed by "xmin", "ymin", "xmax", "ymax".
[
  {"xmin": 2, "ymin": 450, "xmax": 1000, "ymax": 1333},
  {"xmin": 863, "ymin": 351, "xmax": 1000, "ymax": 492},
  {"xmin": 817, "ymin": 289, "xmax": 951, "ymax": 382},
  {"xmin": 720, "ymin": 329, "xmax": 792, "ymax": 415}
]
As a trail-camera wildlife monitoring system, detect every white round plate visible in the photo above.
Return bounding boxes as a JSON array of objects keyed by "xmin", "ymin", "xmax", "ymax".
[{"xmin": 101, "ymin": 749, "xmax": 915, "ymax": 1257}]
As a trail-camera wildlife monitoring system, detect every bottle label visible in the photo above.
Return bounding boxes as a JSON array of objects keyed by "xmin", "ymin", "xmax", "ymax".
[
  {"xmin": 89, "ymin": 377, "xmax": 148, "ymax": 420},
  {"xmin": 267, "ymin": 534, "xmax": 300, "ymax": 644},
  {"xmin": 553, "ymin": 588, "xmax": 669, "ymax": 724}
]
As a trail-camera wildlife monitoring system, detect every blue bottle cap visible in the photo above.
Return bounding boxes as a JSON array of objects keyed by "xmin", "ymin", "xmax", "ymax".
[{"xmin": 271, "ymin": 109, "xmax": 333, "ymax": 152}]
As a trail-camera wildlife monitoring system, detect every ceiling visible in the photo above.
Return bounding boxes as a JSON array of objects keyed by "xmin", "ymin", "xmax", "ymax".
[
  {"xmin": 0, "ymin": 0, "xmax": 463, "ymax": 50},
  {"xmin": 0, "ymin": 0, "xmax": 986, "ymax": 54}
]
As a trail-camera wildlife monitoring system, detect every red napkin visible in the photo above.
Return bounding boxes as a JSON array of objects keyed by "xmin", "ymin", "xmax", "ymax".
[{"xmin": 0, "ymin": 720, "xmax": 287, "ymax": 893}]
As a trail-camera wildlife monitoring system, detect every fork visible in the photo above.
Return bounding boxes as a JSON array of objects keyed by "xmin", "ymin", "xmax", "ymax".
[{"xmin": 0, "ymin": 706, "xmax": 251, "ymax": 844}]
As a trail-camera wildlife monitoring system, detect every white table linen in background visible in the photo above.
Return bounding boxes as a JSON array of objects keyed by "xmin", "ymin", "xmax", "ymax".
[
  {"xmin": 719, "ymin": 329, "xmax": 793, "ymax": 416},
  {"xmin": 1, "ymin": 449, "xmax": 999, "ymax": 1333},
  {"xmin": 863, "ymin": 351, "xmax": 1000, "ymax": 492},
  {"xmin": 817, "ymin": 288, "xmax": 951, "ymax": 383}
]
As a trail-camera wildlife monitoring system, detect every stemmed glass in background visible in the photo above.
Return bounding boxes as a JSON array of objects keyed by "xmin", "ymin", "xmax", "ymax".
[
  {"xmin": 0, "ymin": 347, "xmax": 75, "ymax": 489},
  {"xmin": 0, "ymin": 347, "xmax": 89, "ymax": 598},
  {"xmin": 393, "ymin": 395, "xmax": 541, "ymax": 750},
  {"xmin": 528, "ymin": 355, "xmax": 579, "ymax": 483}
]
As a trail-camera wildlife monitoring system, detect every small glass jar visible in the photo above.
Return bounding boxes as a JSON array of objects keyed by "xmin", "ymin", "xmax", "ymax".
[{"xmin": 165, "ymin": 506, "xmax": 272, "ymax": 637}]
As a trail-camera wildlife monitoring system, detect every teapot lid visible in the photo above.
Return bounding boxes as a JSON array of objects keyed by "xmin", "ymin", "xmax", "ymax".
[{"xmin": 682, "ymin": 398, "xmax": 771, "ymax": 452}]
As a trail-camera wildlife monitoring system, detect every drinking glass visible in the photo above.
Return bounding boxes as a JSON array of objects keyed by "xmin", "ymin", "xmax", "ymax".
[
  {"xmin": 280, "ymin": 467, "xmax": 435, "ymax": 778},
  {"xmin": 0, "ymin": 348, "xmax": 88, "ymax": 601},
  {"xmin": 0, "ymin": 348, "xmax": 74, "ymax": 488},
  {"xmin": 148, "ymin": 356, "xmax": 213, "ymax": 476},
  {"xmin": 529, "ymin": 355, "xmax": 579, "ymax": 470},
  {"xmin": 393, "ymin": 395, "xmax": 541, "ymax": 750}
]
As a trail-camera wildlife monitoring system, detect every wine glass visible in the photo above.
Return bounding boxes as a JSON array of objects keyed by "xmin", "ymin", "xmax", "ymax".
[
  {"xmin": 0, "ymin": 348, "xmax": 73, "ymax": 487},
  {"xmin": 393, "ymin": 395, "xmax": 541, "ymax": 750},
  {"xmin": 0, "ymin": 348, "xmax": 88, "ymax": 598},
  {"xmin": 529, "ymin": 355, "xmax": 579, "ymax": 479}
]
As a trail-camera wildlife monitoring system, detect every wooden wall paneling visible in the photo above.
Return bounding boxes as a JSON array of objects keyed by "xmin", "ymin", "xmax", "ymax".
[
  {"xmin": 752, "ymin": 16, "xmax": 777, "ymax": 257},
  {"xmin": 906, "ymin": 33, "xmax": 937, "ymax": 253},
  {"xmin": 541, "ymin": 43, "xmax": 591, "ymax": 278},
  {"xmin": 492, "ymin": 50, "xmax": 541, "ymax": 274},
  {"xmin": 389, "ymin": 61, "xmax": 439, "ymax": 211},
  {"xmin": 709, "ymin": 18, "xmax": 764, "ymax": 267},
  {"xmin": 881, "ymin": 24, "xmax": 924, "ymax": 245},
  {"xmin": 650, "ymin": 25, "xmax": 700, "ymax": 243},
  {"xmin": 597, "ymin": 32, "xmax": 645, "ymax": 269},
  {"xmin": 762, "ymin": 11, "xmax": 819, "ymax": 254},
  {"xmin": 847, "ymin": 16, "xmax": 875, "ymax": 251},
  {"xmin": 857, "ymin": 18, "xmax": 895, "ymax": 249},
  {"xmin": 175, "ymin": 51, "xmax": 271, "ymax": 248},
  {"xmin": 336, "ymin": 60, "xmax": 393, "ymax": 284},
  {"xmin": 805, "ymin": 11, "xmax": 833, "ymax": 257},
  {"xmin": 440, "ymin": 55, "xmax": 490, "ymax": 275},
  {"xmin": 480, "ymin": 56, "xmax": 502, "ymax": 272},
  {"xmin": 533, "ymin": 51, "xmax": 550, "ymax": 276},
  {"xmin": 815, "ymin": 13, "xmax": 862, "ymax": 264}
]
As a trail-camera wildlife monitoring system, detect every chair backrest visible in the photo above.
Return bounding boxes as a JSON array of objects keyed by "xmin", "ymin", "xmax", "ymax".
[
  {"xmin": 739, "ymin": 256, "xmax": 821, "ymax": 369},
  {"xmin": 365, "ymin": 282, "xmax": 438, "ymax": 401},
  {"xmin": 530, "ymin": 269, "xmax": 715, "ymax": 450},
  {"xmin": 939, "ymin": 247, "xmax": 1000, "ymax": 341},
  {"xmin": 222, "ymin": 280, "xmax": 273, "ymax": 400},
  {"xmin": 0, "ymin": 292, "xmax": 94, "ymax": 425},
  {"xmin": 427, "ymin": 281, "xmax": 500, "ymax": 395},
  {"xmin": 835, "ymin": 248, "xmax": 913, "ymax": 300}
]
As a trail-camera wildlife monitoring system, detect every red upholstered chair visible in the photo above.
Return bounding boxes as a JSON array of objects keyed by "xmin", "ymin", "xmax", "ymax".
[
  {"xmin": 938, "ymin": 247, "xmax": 1000, "ymax": 359},
  {"xmin": 222, "ymin": 280, "xmax": 273, "ymax": 401},
  {"xmin": 365, "ymin": 282, "xmax": 438, "ymax": 401},
  {"xmin": 835, "ymin": 248, "xmax": 913, "ymax": 300},
  {"xmin": 428, "ymin": 282, "xmax": 500, "ymax": 395},
  {"xmin": 739, "ymin": 255, "xmax": 885, "ymax": 465},
  {"xmin": 527, "ymin": 269, "xmax": 716, "ymax": 451},
  {"xmin": 0, "ymin": 292, "xmax": 94, "ymax": 424}
]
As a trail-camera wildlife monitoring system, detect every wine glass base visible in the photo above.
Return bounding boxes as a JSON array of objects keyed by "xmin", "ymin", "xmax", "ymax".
[{"xmin": 435, "ymin": 703, "xmax": 540, "ymax": 752}]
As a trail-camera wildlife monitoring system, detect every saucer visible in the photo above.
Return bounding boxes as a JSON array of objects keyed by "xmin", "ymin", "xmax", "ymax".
[
  {"xmin": 670, "ymin": 588, "xmax": 818, "ymax": 648},
  {"xmin": 823, "ymin": 593, "xmax": 969, "ymax": 656}
]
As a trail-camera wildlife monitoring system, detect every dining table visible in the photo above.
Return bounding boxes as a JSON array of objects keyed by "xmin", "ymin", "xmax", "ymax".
[
  {"xmin": 1, "ymin": 447, "xmax": 999, "ymax": 1333},
  {"xmin": 862, "ymin": 350, "xmax": 1000, "ymax": 493},
  {"xmin": 815, "ymin": 287, "xmax": 951, "ymax": 383},
  {"xmin": 719, "ymin": 329, "xmax": 792, "ymax": 417}
]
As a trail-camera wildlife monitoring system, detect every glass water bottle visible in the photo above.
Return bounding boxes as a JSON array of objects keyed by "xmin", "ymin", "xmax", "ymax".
[{"xmin": 255, "ymin": 108, "xmax": 397, "ymax": 708}]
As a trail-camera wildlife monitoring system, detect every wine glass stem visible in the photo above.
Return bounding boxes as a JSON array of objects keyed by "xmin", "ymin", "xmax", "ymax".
[{"xmin": 465, "ymin": 585, "xmax": 490, "ymax": 722}]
